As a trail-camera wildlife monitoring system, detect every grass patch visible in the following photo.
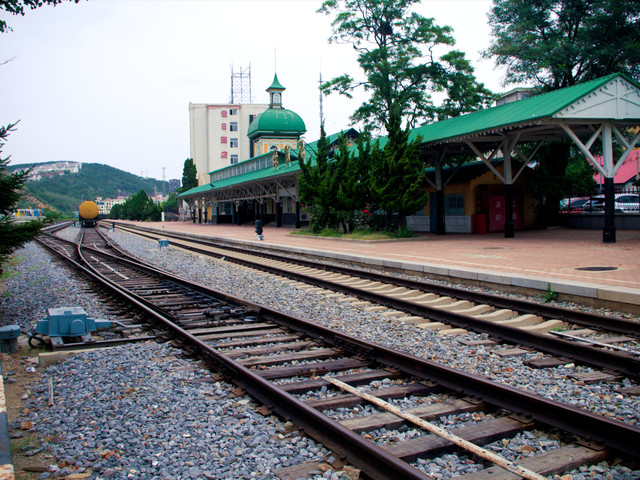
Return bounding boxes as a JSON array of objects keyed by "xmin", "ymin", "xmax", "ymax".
[
  {"xmin": 536, "ymin": 283, "xmax": 558, "ymax": 303},
  {"xmin": 291, "ymin": 227, "xmax": 418, "ymax": 240},
  {"xmin": 10, "ymin": 434, "xmax": 37, "ymax": 455},
  {"xmin": 1, "ymin": 256, "xmax": 26, "ymax": 280}
]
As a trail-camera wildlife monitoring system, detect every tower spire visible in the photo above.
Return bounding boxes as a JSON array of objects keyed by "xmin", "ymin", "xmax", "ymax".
[{"xmin": 267, "ymin": 73, "xmax": 285, "ymax": 109}]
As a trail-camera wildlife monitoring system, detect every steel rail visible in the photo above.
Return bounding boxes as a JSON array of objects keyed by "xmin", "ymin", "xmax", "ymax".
[
  {"xmin": 115, "ymin": 223, "xmax": 639, "ymax": 335},
  {"xmin": 109, "ymin": 226, "xmax": 640, "ymax": 379},
  {"xmin": 71, "ymin": 231, "xmax": 640, "ymax": 460},
  {"xmin": 72, "ymin": 233, "xmax": 437, "ymax": 480}
]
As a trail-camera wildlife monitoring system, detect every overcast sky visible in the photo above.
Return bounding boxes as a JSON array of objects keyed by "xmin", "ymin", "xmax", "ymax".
[{"xmin": 1, "ymin": 0, "xmax": 507, "ymax": 181}]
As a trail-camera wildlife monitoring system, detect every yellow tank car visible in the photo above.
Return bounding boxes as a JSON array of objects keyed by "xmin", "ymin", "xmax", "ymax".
[{"xmin": 78, "ymin": 201, "xmax": 99, "ymax": 226}]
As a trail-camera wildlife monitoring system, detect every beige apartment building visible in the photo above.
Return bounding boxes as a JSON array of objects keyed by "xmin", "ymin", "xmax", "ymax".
[
  {"xmin": 95, "ymin": 196, "xmax": 126, "ymax": 215},
  {"xmin": 189, "ymin": 102, "xmax": 269, "ymax": 185}
]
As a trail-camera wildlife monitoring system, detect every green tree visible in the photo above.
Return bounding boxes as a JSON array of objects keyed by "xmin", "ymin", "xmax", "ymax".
[
  {"xmin": 1, "ymin": 0, "xmax": 81, "ymax": 33},
  {"xmin": 336, "ymin": 134, "xmax": 371, "ymax": 232},
  {"xmin": 485, "ymin": 0, "xmax": 640, "ymax": 89},
  {"xmin": 369, "ymin": 106, "xmax": 427, "ymax": 229},
  {"xmin": 0, "ymin": 123, "xmax": 44, "ymax": 274},
  {"xmin": 298, "ymin": 125, "xmax": 338, "ymax": 232},
  {"xmin": 21, "ymin": 163, "xmax": 168, "ymax": 215},
  {"xmin": 564, "ymin": 155, "xmax": 597, "ymax": 196},
  {"xmin": 178, "ymin": 158, "xmax": 197, "ymax": 194},
  {"xmin": 111, "ymin": 190, "xmax": 160, "ymax": 221},
  {"xmin": 318, "ymin": 0, "xmax": 494, "ymax": 131},
  {"xmin": 161, "ymin": 192, "xmax": 178, "ymax": 214},
  {"xmin": 319, "ymin": 0, "xmax": 493, "ymax": 233},
  {"xmin": 108, "ymin": 203, "xmax": 122, "ymax": 220},
  {"xmin": 485, "ymin": 0, "xmax": 639, "ymax": 225}
]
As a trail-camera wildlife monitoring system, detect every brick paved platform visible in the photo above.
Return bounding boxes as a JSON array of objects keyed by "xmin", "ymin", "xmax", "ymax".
[{"xmin": 118, "ymin": 221, "xmax": 640, "ymax": 312}]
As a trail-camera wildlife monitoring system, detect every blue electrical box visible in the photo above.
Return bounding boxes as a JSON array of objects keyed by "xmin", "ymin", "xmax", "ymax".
[
  {"xmin": 0, "ymin": 325, "xmax": 20, "ymax": 353},
  {"xmin": 32, "ymin": 307, "xmax": 111, "ymax": 347},
  {"xmin": 158, "ymin": 239, "xmax": 169, "ymax": 250}
]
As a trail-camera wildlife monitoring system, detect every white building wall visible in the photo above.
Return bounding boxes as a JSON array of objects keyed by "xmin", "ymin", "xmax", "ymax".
[
  {"xmin": 189, "ymin": 104, "xmax": 209, "ymax": 185},
  {"xmin": 189, "ymin": 103, "xmax": 268, "ymax": 185}
]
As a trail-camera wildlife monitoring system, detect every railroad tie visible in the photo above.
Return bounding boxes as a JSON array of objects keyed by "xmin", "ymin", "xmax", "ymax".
[
  {"xmin": 416, "ymin": 322, "xmax": 451, "ymax": 331},
  {"xmin": 438, "ymin": 328, "xmax": 469, "ymax": 335},
  {"xmin": 395, "ymin": 316, "xmax": 430, "ymax": 324},
  {"xmin": 325, "ymin": 376, "xmax": 548, "ymax": 480},
  {"xmin": 396, "ymin": 292, "xmax": 439, "ymax": 302},
  {"xmin": 432, "ymin": 300, "xmax": 474, "ymax": 312},
  {"xmin": 522, "ymin": 319, "xmax": 568, "ymax": 333},
  {"xmin": 477, "ymin": 309, "xmax": 515, "ymax": 321},
  {"xmin": 496, "ymin": 314, "xmax": 543, "ymax": 328},
  {"xmin": 414, "ymin": 296, "xmax": 454, "ymax": 306},
  {"xmin": 459, "ymin": 305, "xmax": 493, "ymax": 316}
]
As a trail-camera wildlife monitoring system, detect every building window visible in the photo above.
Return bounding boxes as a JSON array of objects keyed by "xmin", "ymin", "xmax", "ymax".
[
  {"xmin": 445, "ymin": 194, "xmax": 464, "ymax": 216},
  {"xmin": 229, "ymin": 108, "xmax": 238, "ymax": 115},
  {"xmin": 230, "ymin": 122, "xmax": 238, "ymax": 132},
  {"xmin": 221, "ymin": 110, "xmax": 227, "ymax": 117},
  {"xmin": 221, "ymin": 123, "xmax": 227, "ymax": 130},
  {"xmin": 230, "ymin": 155, "xmax": 239, "ymax": 165},
  {"xmin": 285, "ymin": 198, "xmax": 293, "ymax": 213},
  {"xmin": 221, "ymin": 151, "xmax": 228, "ymax": 159},
  {"xmin": 220, "ymin": 203, "xmax": 232, "ymax": 215},
  {"xmin": 230, "ymin": 138, "xmax": 239, "ymax": 148},
  {"xmin": 221, "ymin": 136, "xmax": 227, "ymax": 144}
]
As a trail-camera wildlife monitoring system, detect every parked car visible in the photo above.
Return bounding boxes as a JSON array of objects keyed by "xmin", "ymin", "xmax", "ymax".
[
  {"xmin": 585, "ymin": 193, "xmax": 640, "ymax": 213},
  {"xmin": 582, "ymin": 196, "xmax": 604, "ymax": 212},
  {"xmin": 560, "ymin": 197, "xmax": 590, "ymax": 213},
  {"xmin": 614, "ymin": 193, "xmax": 640, "ymax": 212}
]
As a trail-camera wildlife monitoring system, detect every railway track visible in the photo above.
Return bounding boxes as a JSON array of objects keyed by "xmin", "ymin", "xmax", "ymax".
[
  {"xmin": 33, "ymin": 226, "xmax": 640, "ymax": 479},
  {"xmin": 34, "ymin": 230, "xmax": 156, "ymax": 349},
  {"xmin": 110, "ymin": 222, "xmax": 640, "ymax": 381}
]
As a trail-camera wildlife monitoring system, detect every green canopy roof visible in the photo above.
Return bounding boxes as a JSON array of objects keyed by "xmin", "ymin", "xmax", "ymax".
[
  {"xmin": 267, "ymin": 73, "xmax": 285, "ymax": 91},
  {"xmin": 180, "ymin": 73, "xmax": 640, "ymax": 200},
  {"xmin": 409, "ymin": 73, "xmax": 635, "ymax": 145},
  {"xmin": 247, "ymin": 108, "xmax": 306, "ymax": 138}
]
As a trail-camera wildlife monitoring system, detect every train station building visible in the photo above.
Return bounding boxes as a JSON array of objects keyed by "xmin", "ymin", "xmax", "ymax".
[{"xmin": 180, "ymin": 72, "xmax": 640, "ymax": 242}]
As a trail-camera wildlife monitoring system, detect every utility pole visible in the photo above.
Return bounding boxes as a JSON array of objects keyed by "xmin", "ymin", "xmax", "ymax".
[{"xmin": 319, "ymin": 71, "xmax": 324, "ymax": 126}]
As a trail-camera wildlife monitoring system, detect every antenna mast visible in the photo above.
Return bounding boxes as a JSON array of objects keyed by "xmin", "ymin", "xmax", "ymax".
[{"xmin": 230, "ymin": 64, "xmax": 252, "ymax": 103}]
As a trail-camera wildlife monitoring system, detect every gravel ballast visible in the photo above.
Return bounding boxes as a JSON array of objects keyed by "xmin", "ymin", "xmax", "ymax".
[{"xmin": 1, "ymin": 226, "xmax": 638, "ymax": 479}]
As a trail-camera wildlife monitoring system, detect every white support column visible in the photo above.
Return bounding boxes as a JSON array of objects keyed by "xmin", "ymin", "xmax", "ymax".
[
  {"xmin": 465, "ymin": 141, "xmax": 505, "ymax": 182},
  {"xmin": 502, "ymin": 137, "xmax": 516, "ymax": 238},
  {"xmin": 601, "ymin": 122, "xmax": 616, "ymax": 242},
  {"xmin": 559, "ymin": 120, "xmax": 640, "ymax": 243}
]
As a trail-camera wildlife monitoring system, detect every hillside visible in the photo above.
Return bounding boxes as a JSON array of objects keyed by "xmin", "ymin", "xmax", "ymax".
[{"xmin": 11, "ymin": 163, "xmax": 171, "ymax": 215}]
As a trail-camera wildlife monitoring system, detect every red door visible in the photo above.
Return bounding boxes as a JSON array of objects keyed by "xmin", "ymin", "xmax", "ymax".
[{"xmin": 488, "ymin": 186, "xmax": 523, "ymax": 232}]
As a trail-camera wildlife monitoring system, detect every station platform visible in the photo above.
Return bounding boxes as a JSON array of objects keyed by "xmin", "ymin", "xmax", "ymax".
[{"xmin": 116, "ymin": 221, "xmax": 640, "ymax": 312}]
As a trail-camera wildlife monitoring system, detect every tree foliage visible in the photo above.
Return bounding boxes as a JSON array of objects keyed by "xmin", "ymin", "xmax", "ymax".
[
  {"xmin": 108, "ymin": 190, "xmax": 161, "ymax": 221},
  {"xmin": 369, "ymin": 106, "xmax": 427, "ymax": 227},
  {"xmin": 315, "ymin": 0, "xmax": 494, "ymax": 233},
  {"xmin": 17, "ymin": 163, "xmax": 170, "ymax": 215},
  {"xmin": 1, "ymin": 0, "xmax": 81, "ymax": 33},
  {"xmin": 335, "ymin": 134, "xmax": 371, "ymax": 232},
  {"xmin": 0, "ymin": 123, "xmax": 44, "ymax": 274},
  {"xmin": 485, "ymin": 0, "xmax": 640, "ymax": 89},
  {"xmin": 298, "ymin": 125, "xmax": 338, "ymax": 232},
  {"xmin": 318, "ymin": 0, "xmax": 494, "ymax": 131},
  {"xmin": 178, "ymin": 158, "xmax": 198, "ymax": 194},
  {"xmin": 485, "ymin": 0, "xmax": 639, "ymax": 224}
]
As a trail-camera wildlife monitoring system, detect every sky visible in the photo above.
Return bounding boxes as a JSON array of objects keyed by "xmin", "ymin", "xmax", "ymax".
[{"xmin": 0, "ymin": 0, "xmax": 508, "ymax": 181}]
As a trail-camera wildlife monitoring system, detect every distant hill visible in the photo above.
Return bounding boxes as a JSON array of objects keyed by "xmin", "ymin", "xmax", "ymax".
[{"xmin": 10, "ymin": 162, "xmax": 172, "ymax": 215}]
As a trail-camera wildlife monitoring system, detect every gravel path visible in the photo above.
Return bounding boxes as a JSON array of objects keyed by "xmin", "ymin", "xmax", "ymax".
[{"xmin": 0, "ymin": 226, "xmax": 638, "ymax": 479}]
